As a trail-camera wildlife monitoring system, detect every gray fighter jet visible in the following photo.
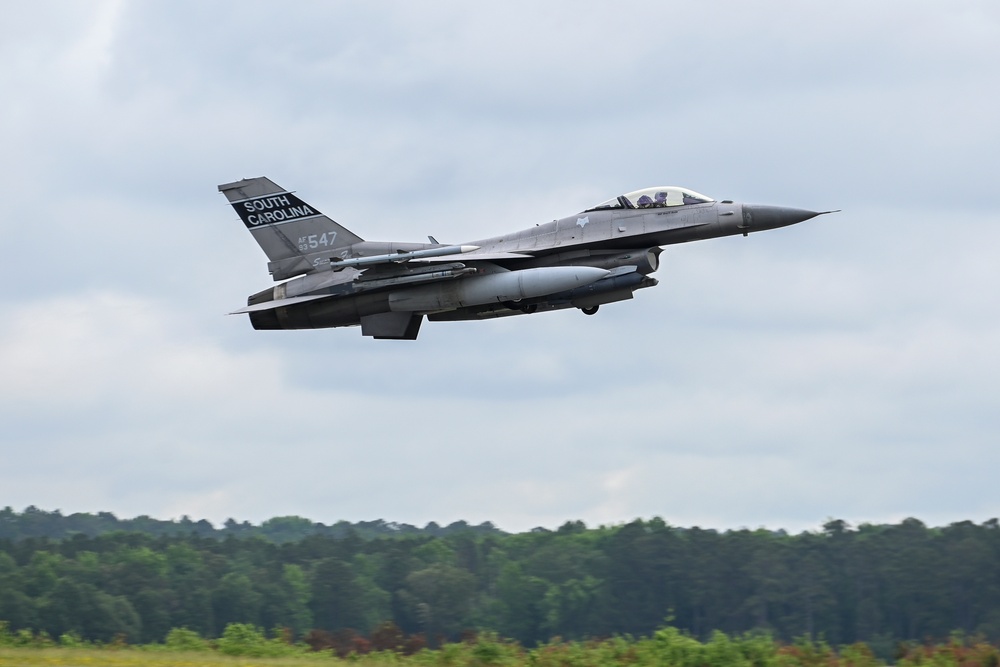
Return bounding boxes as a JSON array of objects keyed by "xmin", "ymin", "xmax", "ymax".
[{"xmin": 220, "ymin": 177, "xmax": 832, "ymax": 340}]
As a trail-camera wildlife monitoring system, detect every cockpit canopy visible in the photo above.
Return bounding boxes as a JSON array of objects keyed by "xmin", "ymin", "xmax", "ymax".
[{"xmin": 586, "ymin": 186, "xmax": 714, "ymax": 212}]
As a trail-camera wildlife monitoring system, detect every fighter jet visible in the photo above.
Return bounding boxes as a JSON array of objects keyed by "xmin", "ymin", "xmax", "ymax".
[{"xmin": 219, "ymin": 177, "xmax": 832, "ymax": 340}]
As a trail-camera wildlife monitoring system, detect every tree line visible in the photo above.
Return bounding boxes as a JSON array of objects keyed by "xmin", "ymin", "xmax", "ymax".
[
  {"xmin": 0, "ymin": 506, "xmax": 502, "ymax": 543},
  {"xmin": 1, "ymin": 509, "xmax": 998, "ymax": 650}
]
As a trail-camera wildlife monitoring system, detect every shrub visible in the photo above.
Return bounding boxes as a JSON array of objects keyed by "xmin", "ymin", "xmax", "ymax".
[
  {"xmin": 58, "ymin": 630, "xmax": 84, "ymax": 647},
  {"xmin": 217, "ymin": 623, "xmax": 268, "ymax": 656},
  {"xmin": 164, "ymin": 627, "xmax": 209, "ymax": 652},
  {"xmin": 216, "ymin": 623, "xmax": 301, "ymax": 658}
]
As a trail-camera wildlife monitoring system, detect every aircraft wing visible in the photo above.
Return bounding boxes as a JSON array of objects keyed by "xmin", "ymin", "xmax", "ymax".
[
  {"xmin": 229, "ymin": 294, "xmax": 332, "ymax": 314},
  {"xmin": 229, "ymin": 260, "xmax": 483, "ymax": 314}
]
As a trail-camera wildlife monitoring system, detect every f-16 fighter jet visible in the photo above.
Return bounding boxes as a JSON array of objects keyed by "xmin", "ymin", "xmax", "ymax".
[{"xmin": 220, "ymin": 177, "xmax": 832, "ymax": 340}]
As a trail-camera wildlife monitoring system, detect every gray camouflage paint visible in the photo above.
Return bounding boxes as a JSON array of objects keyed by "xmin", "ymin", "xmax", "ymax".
[{"xmin": 218, "ymin": 178, "xmax": 828, "ymax": 339}]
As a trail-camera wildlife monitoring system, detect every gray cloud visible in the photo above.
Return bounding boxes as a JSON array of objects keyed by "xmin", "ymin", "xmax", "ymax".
[{"xmin": 1, "ymin": 0, "xmax": 998, "ymax": 533}]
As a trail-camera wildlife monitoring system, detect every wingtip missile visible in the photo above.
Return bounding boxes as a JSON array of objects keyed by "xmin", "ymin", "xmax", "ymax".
[{"xmin": 330, "ymin": 244, "xmax": 482, "ymax": 269}]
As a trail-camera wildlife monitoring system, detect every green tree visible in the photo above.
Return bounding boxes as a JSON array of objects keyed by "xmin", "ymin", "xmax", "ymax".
[
  {"xmin": 23, "ymin": 551, "xmax": 62, "ymax": 598},
  {"xmin": 282, "ymin": 564, "xmax": 313, "ymax": 635},
  {"xmin": 38, "ymin": 578, "xmax": 140, "ymax": 642},
  {"xmin": 488, "ymin": 560, "xmax": 549, "ymax": 645},
  {"xmin": 163, "ymin": 542, "xmax": 213, "ymax": 635},
  {"xmin": 542, "ymin": 575, "xmax": 603, "ymax": 639},
  {"xmin": 212, "ymin": 572, "xmax": 263, "ymax": 631},
  {"xmin": 310, "ymin": 557, "xmax": 365, "ymax": 632},
  {"xmin": 402, "ymin": 563, "xmax": 477, "ymax": 641}
]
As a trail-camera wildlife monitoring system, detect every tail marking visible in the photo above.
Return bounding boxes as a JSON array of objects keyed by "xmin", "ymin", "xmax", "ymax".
[{"xmin": 232, "ymin": 192, "xmax": 320, "ymax": 228}]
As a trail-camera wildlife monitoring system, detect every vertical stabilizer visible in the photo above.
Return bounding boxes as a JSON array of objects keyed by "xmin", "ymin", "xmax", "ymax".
[{"xmin": 218, "ymin": 177, "xmax": 363, "ymax": 280}]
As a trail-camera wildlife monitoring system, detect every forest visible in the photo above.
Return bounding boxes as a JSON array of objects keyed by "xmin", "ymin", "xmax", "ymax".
[{"xmin": 1, "ymin": 507, "xmax": 998, "ymax": 653}]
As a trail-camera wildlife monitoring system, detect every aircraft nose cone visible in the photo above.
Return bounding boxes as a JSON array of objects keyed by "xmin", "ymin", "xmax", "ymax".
[{"xmin": 742, "ymin": 205, "xmax": 822, "ymax": 231}]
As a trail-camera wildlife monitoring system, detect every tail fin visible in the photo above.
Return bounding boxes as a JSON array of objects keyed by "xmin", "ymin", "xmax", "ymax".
[{"xmin": 218, "ymin": 177, "xmax": 363, "ymax": 280}]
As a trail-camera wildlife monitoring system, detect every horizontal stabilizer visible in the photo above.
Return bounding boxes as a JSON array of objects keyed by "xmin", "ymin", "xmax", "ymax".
[{"xmin": 229, "ymin": 293, "xmax": 330, "ymax": 315}]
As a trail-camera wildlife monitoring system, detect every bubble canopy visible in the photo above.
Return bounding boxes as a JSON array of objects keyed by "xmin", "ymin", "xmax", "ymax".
[{"xmin": 585, "ymin": 186, "xmax": 714, "ymax": 212}]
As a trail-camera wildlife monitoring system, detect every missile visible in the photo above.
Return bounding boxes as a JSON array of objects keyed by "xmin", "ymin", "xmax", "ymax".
[
  {"xmin": 388, "ymin": 266, "xmax": 610, "ymax": 312},
  {"xmin": 354, "ymin": 266, "xmax": 477, "ymax": 292},
  {"xmin": 329, "ymin": 244, "xmax": 481, "ymax": 269}
]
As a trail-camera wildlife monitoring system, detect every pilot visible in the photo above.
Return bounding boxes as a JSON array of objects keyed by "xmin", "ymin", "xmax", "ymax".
[
  {"xmin": 654, "ymin": 191, "xmax": 669, "ymax": 207},
  {"xmin": 636, "ymin": 194, "xmax": 654, "ymax": 208}
]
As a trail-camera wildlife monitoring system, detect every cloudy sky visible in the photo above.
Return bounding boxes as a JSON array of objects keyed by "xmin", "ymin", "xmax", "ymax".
[{"xmin": 1, "ymin": 1, "xmax": 998, "ymax": 534}]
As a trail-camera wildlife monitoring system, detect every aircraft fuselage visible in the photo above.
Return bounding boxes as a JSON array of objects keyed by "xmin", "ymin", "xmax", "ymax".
[{"xmin": 219, "ymin": 178, "xmax": 828, "ymax": 339}]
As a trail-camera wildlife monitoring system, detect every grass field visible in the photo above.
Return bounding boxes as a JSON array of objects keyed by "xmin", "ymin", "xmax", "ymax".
[{"xmin": 3, "ymin": 628, "xmax": 1000, "ymax": 667}]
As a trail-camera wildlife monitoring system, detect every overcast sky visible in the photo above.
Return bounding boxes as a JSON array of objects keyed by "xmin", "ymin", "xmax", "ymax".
[{"xmin": 1, "ymin": 1, "xmax": 998, "ymax": 534}]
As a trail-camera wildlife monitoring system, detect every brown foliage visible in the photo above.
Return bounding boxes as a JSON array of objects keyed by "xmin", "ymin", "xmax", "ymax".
[
  {"xmin": 307, "ymin": 622, "xmax": 427, "ymax": 656},
  {"xmin": 371, "ymin": 621, "xmax": 406, "ymax": 652},
  {"xmin": 330, "ymin": 628, "xmax": 362, "ymax": 657},
  {"xmin": 403, "ymin": 633, "xmax": 427, "ymax": 655},
  {"xmin": 303, "ymin": 629, "xmax": 335, "ymax": 652},
  {"xmin": 896, "ymin": 639, "xmax": 1000, "ymax": 667}
]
